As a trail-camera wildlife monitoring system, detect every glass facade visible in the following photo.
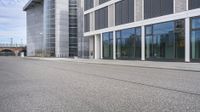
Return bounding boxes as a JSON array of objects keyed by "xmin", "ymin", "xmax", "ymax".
[
  {"xmin": 95, "ymin": 7, "xmax": 108, "ymax": 30},
  {"xmin": 116, "ymin": 27, "xmax": 141, "ymax": 60},
  {"xmin": 189, "ymin": 0, "xmax": 200, "ymax": 10},
  {"xmin": 84, "ymin": 0, "xmax": 93, "ymax": 11},
  {"xmin": 103, "ymin": 32, "xmax": 113, "ymax": 59},
  {"xmin": 69, "ymin": 0, "xmax": 78, "ymax": 57},
  {"xmin": 115, "ymin": 0, "xmax": 134, "ymax": 25},
  {"xmin": 191, "ymin": 17, "xmax": 200, "ymax": 60},
  {"xmin": 145, "ymin": 20, "xmax": 185, "ymax": 60},
  {"xmin": 144, "ymin": 0, "xmax": 173, "ymax": 19},
  {"xmin": 44, "ymin": 0, "xmax": 56, "ymax": 57},
  {"xmin": 99, "ymin": 0, "xmax": 110, "ymax": 4},
  {"xmin": 84, "ymin": 14, "xmax": 90, "ymax": 32}
]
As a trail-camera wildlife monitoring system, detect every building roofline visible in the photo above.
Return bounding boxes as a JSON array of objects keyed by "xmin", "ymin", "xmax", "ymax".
[{"xmin": 23, "ymin": 0, "xmax": 42, "ymax": 11}]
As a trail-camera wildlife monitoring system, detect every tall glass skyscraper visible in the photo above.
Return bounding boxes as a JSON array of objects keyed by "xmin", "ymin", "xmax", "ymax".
[{"xmin": 23, "ymin": 0, "xmax": 83, "ymax": 57}]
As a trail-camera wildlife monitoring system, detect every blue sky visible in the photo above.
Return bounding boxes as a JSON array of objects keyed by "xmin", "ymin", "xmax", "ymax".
[{"xmin": 0, "ymin": 0, "xmax": 29, "ymax": 44}]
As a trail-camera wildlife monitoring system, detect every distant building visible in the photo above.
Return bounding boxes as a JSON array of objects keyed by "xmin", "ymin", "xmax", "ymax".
[
  {"xmin": 23, "ymin": 0, "xmax": 83, "ymax": 57},
  {"xmin": 84, "ymin": 0, "xmax": 200, "ymax": 62}
]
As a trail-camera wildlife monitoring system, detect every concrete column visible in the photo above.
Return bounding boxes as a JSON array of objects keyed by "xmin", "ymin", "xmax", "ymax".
[
  {"xmin": 108, "ymin": 4, "xmax": 115, "ymax": 27},
  {"xmin": 141, "ymin": 26, "xmax": 145, "ymax": 61},
  {"xmin": 135, "ymin": 0, "xmax": 143, "ymax": 21},
  {"xmin": 186, "ymin": 0, "xmax": 189, "ymax": 11},
  {"xmin": 94, "ymin": 0, "xmax": 99, "ymax": 7},
  {"xmin": 185, "ymin": 18, "xmax": 190, "ymax": 62},
  {"xmin": 90, "ymin": 12, "xmax": 95, "ymax": 31},
  {"xmin": 94, "ymin": 35, "xmax": 101, "ymax": 59},
  {"xmin": 174, "ymin": 0, "xmax": 187, "ymax": 13},
  {"xmin": 113, "ymin": 31, "xmax": 116, "ymax": 60},
  {"xmin": 100, "ymin": 33, "xmax": 103, "ymax": 59},
  {"xmin": 94, "ymin": 35, "xmax": 97, "ymax": 59}
]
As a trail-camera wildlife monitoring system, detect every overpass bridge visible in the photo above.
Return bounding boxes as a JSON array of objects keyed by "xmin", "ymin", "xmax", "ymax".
[{"xmin": 0, "ymin": 44, "xmax": 26, "ymax": 56}]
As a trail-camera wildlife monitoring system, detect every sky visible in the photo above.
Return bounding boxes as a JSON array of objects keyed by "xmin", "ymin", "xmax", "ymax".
[{"xmin": 0, "ymin": 0, "xmax": 29, "ymax": 44}]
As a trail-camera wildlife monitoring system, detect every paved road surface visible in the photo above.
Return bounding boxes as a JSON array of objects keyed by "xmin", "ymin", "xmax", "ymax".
[{"xmin": 0, "ymin": 57, "xmax": 200, "ymax": 112}]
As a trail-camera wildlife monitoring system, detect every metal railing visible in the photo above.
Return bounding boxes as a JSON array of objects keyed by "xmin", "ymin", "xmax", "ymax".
[{"xmin": 0, "ymin": 44, "xmax": 26, "ymax": 48}]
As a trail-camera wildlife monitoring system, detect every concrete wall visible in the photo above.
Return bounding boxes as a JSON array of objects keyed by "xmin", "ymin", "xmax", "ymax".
[
  {"xmin": 26, "ymin": 2, "xmax": 43, "ymax": 56},
  {"xmin": 175, "ymin": 0, "xmax": 187, "ymax": 13},
  {"xmin": 94, "ymin": 0, "xmax": 99, "ymax": 7},
  {"xmin": 135, "ymin": 0, "xmax": 143, "ymax": 21},
  {"xmin": 78, "ymin": 0, "xmax": 84, "ymax": 57},
  {"xmin": 90, "ymin": 12, "xmax": 95, "ymax": 31},
  {"xmin": 108, "ymin": 4, "xmax": 115, "ymax": 27}
]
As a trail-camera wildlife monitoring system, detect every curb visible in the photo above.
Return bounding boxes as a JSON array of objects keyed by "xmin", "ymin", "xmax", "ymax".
[{"xmin": 23, "ymin": 57, "xmax": 200, "ymax": 72}]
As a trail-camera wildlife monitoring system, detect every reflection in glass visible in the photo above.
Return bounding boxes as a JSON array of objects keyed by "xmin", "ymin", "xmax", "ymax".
[
  {"xmin": 116, "ymin": 27, "xmax": 141, "ymax": 60},
  {"xmin": 103, "ymin": 32, "xmax": 113, "ymax": 59},
  {"xmin": 145, "ymin": 20, "xmax": 185, "ymax": 60},
  {"xmin": 191, "ymin": 17, "xmax": 200, "ymax": 60},
  {"xmin": 192, "ymin": 17, "xmax": 200, "ymax": 29}
]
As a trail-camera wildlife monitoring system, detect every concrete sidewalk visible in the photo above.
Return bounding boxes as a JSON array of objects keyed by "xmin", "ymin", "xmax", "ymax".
[{"xmin": 24, "ymin": 57, "xmax": 200, "ymax": 72}]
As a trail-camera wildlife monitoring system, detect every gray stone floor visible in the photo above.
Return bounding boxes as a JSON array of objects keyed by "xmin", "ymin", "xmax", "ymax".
[{"xmin": 0, "ymin": 57, "xmax": 200, "ymax": 112}]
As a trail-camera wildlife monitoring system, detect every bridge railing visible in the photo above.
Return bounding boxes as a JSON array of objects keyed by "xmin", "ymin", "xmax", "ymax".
[{"xmin": 0, "ymin": 44, "xmax": 26, "ymax": 48}]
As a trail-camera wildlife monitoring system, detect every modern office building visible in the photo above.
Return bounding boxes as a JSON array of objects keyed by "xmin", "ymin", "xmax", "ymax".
[
  {"xmin": 83, "ymin": 0, "xmax": 200, "ymax": 62},
  {"xmin": 23, "ymin": 0, "xmax": 83, "ymax": 57}
]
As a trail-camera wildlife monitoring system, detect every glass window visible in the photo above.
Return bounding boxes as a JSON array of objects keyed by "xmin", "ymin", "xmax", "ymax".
[
  {"xmin": 69, "ymin": 0, "xmax": 78, "ymax": 57},
  {"xmin": 84, "ymin": 14, "xmax": 90, "ymax": 32},
  {"xmin": 191, "ymin": 17, "xmax": 200, "ymax": 60},
  {"xmin": 116, "ymin": 27, "xmax": 141, "ymax": 60},
  {"xmin": 99, "ymin": 0, "xmax": 110, "ymax": 5},
  {"xmin": 153, "ymin": 22, "xmax": 174, "ymax": 34},
  {"xmin": 145, "ymin": 26, "xmax": 152, "ymax": 35},
  {"xmin": 192, "ymin": 18, "xmax": 200, "ymax": 29},
  {"xmin": 189, "ymin": 0, "xmax": 200, "ymax": 10},
  {"xmin": 95, "ymin": 7, "xmax": 108, "ymax": 30},
  {"xmin": 144, "ymin": 0, "xmax": 173, "ymax": 19},
  {"xmin": 115, "ymin": 0, "xmax": 134, "ymax": 25},
  {"xmin": 145, "ymin": 20, "xmax": 185, "ymax": 60},
  {"xmin": 136, "ymin": 28, "xmax": 141, "ymax": 36},
  {"xmin": 103, "ymin": 32, "xmax": 113, "ymax": 59},
  {"xmin": 84, "ymin": 0, "xmax": 93, "ymax": 11}
]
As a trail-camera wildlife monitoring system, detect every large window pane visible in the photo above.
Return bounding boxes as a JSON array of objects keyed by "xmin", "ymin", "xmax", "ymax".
[
  {"xmin": 84, "ymin": 0, "xmax": 93, "ymax": 11},
  {"xmin": 116, "ymin": 27, "xmax": 141, "ymax": 60},
  {"xmin": 146, "ymin": 36, "xmax": 153, "ymax": 58},
  {"xmin": 175, "ymin": 20, "xmax": 185, "ymax": 59},
  {"xmin": 189, "ymin": 0, "xmax": 200, "ymax": 10},
  {"xmin": 99, "ymin": 0, "xmax": 110, "ymax": 5},
  {"xmin": 95, "ymin": 7, "xmax": 108, "ymax": 30},
  {"xmin": 191, "ymin": 31, "xmax": 200, "ymax": 59},
  {"xmin": 103, "ymin": 32, "xmax": 113, "ymax": 59},
  {"xmin": 145, "ymin": 20, "xmax": 185, "ymax": 60},
  {"xmin": 144, "ymin": 0, "xmax": 173, "ymax": 19},
  {"xmin": 84, "ymin": 14, "xmax": 90, "ymax": 32},
  {"xmin": 191, "ymin": 17, "xmax": 200, "ymax": 60},
  {"xmin": 115, "ymin": 0, "xmax": 134, "ymax": 25},
  {"xmin": 192, "ymin": 17, "xmax": 200, "ymax": 29}
]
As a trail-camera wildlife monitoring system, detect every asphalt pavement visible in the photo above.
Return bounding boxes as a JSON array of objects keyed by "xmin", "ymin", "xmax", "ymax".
[{"xmin": 0, "ymin": 57, "xmax": 200, "ymax": 112}]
